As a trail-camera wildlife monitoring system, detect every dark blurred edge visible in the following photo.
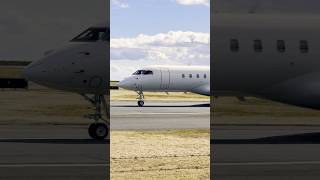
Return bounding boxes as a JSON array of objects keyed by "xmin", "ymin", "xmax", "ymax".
[
  {"xmin": 210, "ymin": 0, "xmax": 214, "ymax": 179},
  {"xmin": 106, "ymin": 0, "xmax": 110, "ymax": 179}
]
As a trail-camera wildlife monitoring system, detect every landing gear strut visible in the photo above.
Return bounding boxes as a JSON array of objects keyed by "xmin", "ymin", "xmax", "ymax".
[
  {"xmin": 136, "ymin": 91, "xmax": 144, "ymax": 107},
  {"xmin": 82, "ymin": 94, "xmax": 109, "ymax": 140}
]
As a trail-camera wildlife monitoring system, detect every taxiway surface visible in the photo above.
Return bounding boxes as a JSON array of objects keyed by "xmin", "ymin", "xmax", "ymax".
[
  {"xmin": 0, "ymin": 125, "xmax": 108, "ymax": 180},
  {"xmin": 0, "ymin": 100, "xmax": 209, "ymax": 179},
  {"xmin": 110, "ymin": 101, "xmax": 210, "ymax": 130},
  {"xmin": 212, "ymin": 125, "xmax": 320, "ymax": 180}
]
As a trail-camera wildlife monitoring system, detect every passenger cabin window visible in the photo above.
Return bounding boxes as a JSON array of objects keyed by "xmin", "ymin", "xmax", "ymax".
[
  {"xmin": 230, "ymin": 39, "xmax": 239, "ymax": 52},
  {"xmin": 189, "ymin": 74, "xmax": 192, "ymax": 78},
  {"xmin": 277, "ymin": 40, "xmax": 286, "ymax": 53},
  {"xmin": 300, "ymin": 40, "xmax": 309, "ymax": 53},
  {"xmin": 204, "ymin": 74, "xmax": 207, "ymax": 79},
  {"xmin": 182, "ymin": 74, "xmax": 185, "ymax": 78},
  {"xmin": 71, "ymin": 27, "xmax": 109, "ymax": 42},
  {"xmin": 197, "ymin": 74, "xmax": 200, "ymax": 78},
  {"xmin": 254, "ymin": 40, "xmax": 263, "ymax": 52}
]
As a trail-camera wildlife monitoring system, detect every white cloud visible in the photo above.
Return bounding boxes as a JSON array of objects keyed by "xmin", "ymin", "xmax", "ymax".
[
  {"xmin": 111, "ymin": 31, "xmax": 210, "ymax": 80},
  {"xmin": 176, "ymin": 0, "xmax": 210, "ymax": 7},
  {"xmin": 112, "ymin": 0, "xmax": 129, "ymax": 9}
]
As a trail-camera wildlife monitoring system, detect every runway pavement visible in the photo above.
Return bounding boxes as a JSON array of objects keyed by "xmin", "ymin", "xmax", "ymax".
[
  {"xmin": 0, "ymin": 125, "xmax": 109, "ymax": 180},
  {"xmin": 0, "ymin": 100, "xmax": 209, "ymax": 179},
  {"xmin": 212, "ymin": 125, "xmax": 320, "ymax": 180},
  {"xmin": 110, "ymin": 101, "xmax": 210, "ymax": 130}
]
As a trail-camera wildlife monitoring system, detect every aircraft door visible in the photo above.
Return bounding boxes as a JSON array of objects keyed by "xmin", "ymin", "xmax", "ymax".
[{"xmin": 160, "ymin": 68, "xmax": 170, "ymax": 90}]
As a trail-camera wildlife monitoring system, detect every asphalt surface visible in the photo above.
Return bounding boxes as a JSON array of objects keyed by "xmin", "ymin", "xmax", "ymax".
[
  {"xmin": 0, "ymin": 125, "xmax": 109, "ymax": 180},
  {"xmin": 212, "ymin": 125, "xmax": 320, "ymax": 180},
  {"xmin": 0, "ymin": 100, "xmax": 209, "ymax": 179},
  {"xmin": 110, "ymin": 101, "xmax": 210, "ymax": 130}
]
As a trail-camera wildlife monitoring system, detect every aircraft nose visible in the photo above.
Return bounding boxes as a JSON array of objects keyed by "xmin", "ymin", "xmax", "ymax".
[
  {"xmin": 117, "ymin": 79, "xmax": 133, "ymax": 90},
  {"xmin": 23, "ymin": 63, "xmax": 37, "ymax": 82},
  {"xmin": 23, "ymin": 60, "xmax": 47, "ymax": 84}
]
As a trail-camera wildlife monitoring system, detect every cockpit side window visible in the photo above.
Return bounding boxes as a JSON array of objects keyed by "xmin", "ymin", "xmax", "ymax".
[
  {"xmin": 133, "ymin": 70, "xmax": 142, "ymax": 75},
  {"xmin": 71, "ymin": 27, "xmax": 109, "ymax": 42},
  {"xmin": 133, "ymin": 70, "xmax": 153, "ymax": 75},
  {"xmin": 101, "ymin": 28, "xmax": 110, "ymax": 41},
  {"xmin": 143, "ymin": 70, "xmax": 153, "ymax": 75}
]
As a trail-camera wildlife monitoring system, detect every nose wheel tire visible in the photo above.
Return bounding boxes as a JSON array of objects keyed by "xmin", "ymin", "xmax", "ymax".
[
  {"xmin": 138, "ymin": 100, "xmax": 144, "ymax": 107},
  {"xmin": 88, "ymin": 123, "xmax": 109, "ymax": 140}
]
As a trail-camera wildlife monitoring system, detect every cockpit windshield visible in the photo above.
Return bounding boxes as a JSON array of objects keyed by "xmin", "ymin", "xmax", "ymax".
[
  {"xmin": 132, "ymin": 70, "xmax": 153, "ymax": 75},
  {"xmin": 71, "ymin": 27, "xmax": 109, "ymax": 42}
]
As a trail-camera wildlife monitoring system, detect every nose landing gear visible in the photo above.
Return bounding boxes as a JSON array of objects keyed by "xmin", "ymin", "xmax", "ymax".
[
  {"xmin": 138, "ymin": 100, "xmax": 144, "ymax": 107},
  {"xmin": 82, "ymin": 94, "xmax": 109, "ymax": 140},
  {"xmin": 88, "ymin": 123, "xmax": 108, "ymax": 140},
  {"xmin": 136, "ymin": 91, "xmax": 144, "ymax": 107}
]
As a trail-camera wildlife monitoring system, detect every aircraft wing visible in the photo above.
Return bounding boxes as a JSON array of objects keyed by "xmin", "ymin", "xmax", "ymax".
[{"xmin": 192, "ymin": 83, "xmax": 210, "ymax": 96}]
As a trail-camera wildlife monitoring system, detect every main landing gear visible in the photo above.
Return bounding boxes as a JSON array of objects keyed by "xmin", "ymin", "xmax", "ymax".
[
  {"xmin": 136, "ymin": 91, "xmax": 144, "ymax": 107},
  {"xmin": 82, "ymin": 94, "xmax": 109, "ymax": 140}
]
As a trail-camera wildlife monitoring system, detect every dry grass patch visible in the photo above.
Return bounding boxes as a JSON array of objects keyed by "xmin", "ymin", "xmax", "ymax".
[
  {"xmin": 111, "ymin": 130, "xmax": 210, "ymax": 180},
  {"xmin": 213, "ymin": 97, "xmax": 320, "ymax": 125},
  {"xmin": 0, "ymin": 67, "xmax": 23, "ymax": 78}
]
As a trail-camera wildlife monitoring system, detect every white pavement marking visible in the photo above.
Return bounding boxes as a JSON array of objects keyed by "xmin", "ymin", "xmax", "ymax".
[
  {"xmin": 0, "ymin": 164, "xmax": 108, "ymax": 168},
  {"xmin": 118, "ymin": 112, "xmax": 209, "ymax": 115},
  {"xmin": 0, "ymin": 138, "xmax": 97, "ymax": 140},
  {"xmin": 214, "ymin": 161, "xmax": 320, "ymax": 166}
]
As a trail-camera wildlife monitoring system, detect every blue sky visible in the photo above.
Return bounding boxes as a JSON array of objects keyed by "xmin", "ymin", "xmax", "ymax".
[
  {"xmin": 111, "ymin": 0, "xmax": 210, "ymax": 37},
  {"xmin": 110, "ymin": 0, "xmax": 210, "ymax": 80}
]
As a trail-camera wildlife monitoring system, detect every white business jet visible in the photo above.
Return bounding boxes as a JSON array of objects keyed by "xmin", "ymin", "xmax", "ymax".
[
  {"xmin": 24, "ymin": 25, "xmax": 109, "ymax": 139},
  {"xmin": 213, "ymin": 0, "xmax": 320, "ymax": 110},
  {"xmin": 118, "ymin": 65, "xmax": 210, "ymax": 106}
]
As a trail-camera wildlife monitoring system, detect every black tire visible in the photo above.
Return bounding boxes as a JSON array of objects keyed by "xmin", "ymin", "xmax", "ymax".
[
  {"xmin": 88, "ymin": 123, "xmax": 109, "ymax": 140},
  {"xmin": 88, "ymin": 123, "xmax": 97, "ymax": 139},
  {"xmin": 138, "ymin": 100, "xmax": 144, "ymax": 107}
]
